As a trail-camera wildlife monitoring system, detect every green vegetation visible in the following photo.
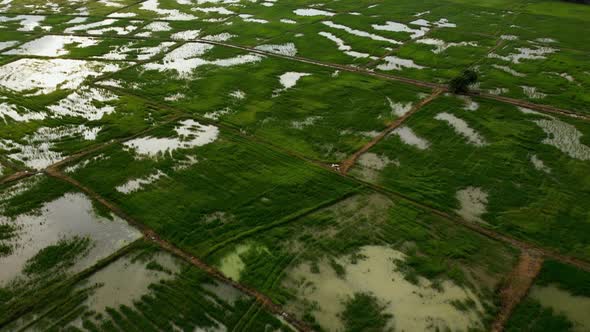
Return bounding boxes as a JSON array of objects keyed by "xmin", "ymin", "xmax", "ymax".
[
  {"xmin": 341, "ymin": 293, "xmax": 392, "ymax": 332},
  {"xmin": 449, "ymin": 69, "xmax": 478, "ymax": 94},
  {"xmin": 506, "ymin": 298, "xmax": 574, "ymax": 332},
  {"xmin": 0, "ymin": 0, "xmax": 589, "ymax": 331},
  {"xmin": 351, "ymin": 95, "xmax": 590, "ymax": 261},
  {"xmin": 0, "ymin": 224, "xmax": 17, "ymax": 256},
  {"xmin": 1, "ymin": 241, "xmax": 293, "ymax": 331},
  {"xmin": 536, "ymin": 260, "xmax": 590, "ymax": 298},
  {"xmin": 506, "ymin": 260, "xmax": 590, "ymax": 332},
  {"xmin": 23, "ymin": 236, "xmax": 92, "ymax": 276}
]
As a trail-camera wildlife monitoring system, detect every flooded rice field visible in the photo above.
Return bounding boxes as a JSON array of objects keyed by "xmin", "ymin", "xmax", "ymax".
[
  {"xmin": 0, "ymin": 124, "xmax": 101, "ymax": 169},
  {"xmin": 77, "ymin": 251, "xmax": 180, "ymax": 315},
  {"xmin": 0, "ymin": 58, "xmax": 121, "ymax": 95},
  {"xmin": 123, "ymin": 119, "xmax": 219, "ymax": 158},
  {"xmin": 434, "ymin": 112, "xmax": 487, "ymax": 147},
  {"xmin": 285, "ymin": 245, "xmax": 486, "ymax": 332},
  {"xmin": 0, "ymin": 192, "xmax": 141, "ymax": 285},
  {"xmin": 1, "ymin": 0, "xmax": 589, "ymax": 330},
  {"xmin": 455, "ymin": 186, "xmax": 489, "ymax": 224},
  {"xmin": 529, "ymin": 285, "xmax": 590, "ymax": 331}
]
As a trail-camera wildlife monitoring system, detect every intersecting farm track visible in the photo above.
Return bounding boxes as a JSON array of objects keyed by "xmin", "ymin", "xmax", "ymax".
[{"xmin": 1, "ymin": 1, "xmax": 590, "ymax": 330}]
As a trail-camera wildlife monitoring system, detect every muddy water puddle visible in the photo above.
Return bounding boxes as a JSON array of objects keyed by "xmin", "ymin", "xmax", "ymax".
[
  {"xmin": 355, "ymin": 152, "xmax": 398, "ymax": 182},
  {"xmin": 0, "ymin": 58, "xmax": 121, "ymax": 95},
  {"xmin": 285, "ymin": 245, "xmax": 485, "ymax": 331},
  {"xmin": 217, "ymin": 243, "xmax": 253, "ymax": 281},
  {"xmin": 124, "ymin": 119, "xmax": 219, "ymax": 158},
  {"xmin": 530, "ymin": 285, "xmax": 590, "ymax": 331},
  {"xmin": 0, "ymin": 192, "xmax": 142, "ymax": 285},
  {"xmin": 534, "ymin": 118, "xmax": 590, "ymax": 161},
  {"xmin": 3, "ymin": 35, "xmax": 98, "ymax": 57},
  {"xmin": 456, "ymin": 186, "xmax": 489, "ymax": 224},
  {"xmin": 143, "ymin": 42, "xmax": 263, "ymax": 77},
  {"xmin": 434, "ymin": 112, "xmax": 487, "ymax": 147},
  {"xmin": 79, "ymin": 252, "xmax": 180, "ymax": 314},
  {"xmin": 392, "ymin": 125, "xmax": 430, "ymax": 150}
]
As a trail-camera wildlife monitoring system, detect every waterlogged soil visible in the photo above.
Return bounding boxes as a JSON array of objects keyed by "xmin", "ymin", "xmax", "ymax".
[
  {"xmin": 529, "ymin": 285, "xmax": 590, "ymax": 331},
  {"xmin": 0, "ymin": 193, "xmax": 142, "ymax": 285},
  {"xmin": 285, "ymin": 245, "xmax": 485, "ymax": 332},
  {"xmin": 217, "ymin": 243, "xmax": 253, "ymax": 281},
  {"xmin": 202, "ymin": 280, "xmax": 244, "ymax": 306},
  {"xmin": 455, "ymin": 186, "xmax": 489, "ymax": 224},
  {"xmin": 77, "ymin": 252, "xmax": 180, "ymax": 315},
  {"xmin": 355, "ymin": 152, "xmax": 397, "ymax": 182}
]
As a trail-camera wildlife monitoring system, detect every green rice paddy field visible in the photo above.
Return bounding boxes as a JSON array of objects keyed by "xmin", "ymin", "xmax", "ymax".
[{"xmin": 0, "ymin": 0, "xmax": 589, "ymax": 331}]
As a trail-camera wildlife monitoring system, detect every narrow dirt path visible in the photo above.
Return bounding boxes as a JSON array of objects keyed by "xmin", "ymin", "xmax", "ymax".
[
  {"xmin": 0, "ymin": 171, "xmax": 37, "ymax": 186},
  {"xmin": 44, "ymin": 167, "xmax": 314, "ymax": 332},
  {"xmin": 193, "ymin": 39, "xmax": 589, "ymax": 121},
  {"xmin": 339, "ymin": 88, "xmax": 443, "ymax": 175},
  {"xmin": 4, "ymin": 26, "xmax": 588, "ymax": 121},
  {"xmin": 491, "ymin": 250, "xmax": 544, "ymax": 332},
  {"xmin": 474, "ymin": 92, "xmax": 590, "ymax": 120}
]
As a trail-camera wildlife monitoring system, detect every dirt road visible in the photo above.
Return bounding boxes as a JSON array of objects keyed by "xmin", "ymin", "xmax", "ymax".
[
  {"xmin": 339, "ymin": 88, "xmax": 443, "ymax": 174},
  {"xmin": 44, "ymin": 167, "xmax": 314, "ymax": 332},
  {"xmin": 491, "ymin": 250, "xmax": 544, "ymax": 332}
]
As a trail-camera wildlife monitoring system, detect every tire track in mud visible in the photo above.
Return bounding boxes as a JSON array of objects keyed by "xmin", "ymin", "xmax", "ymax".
[
  {"xmin": 43, "ymin": 167, "xmax": 315, "ymax": 332},
  {"xmin": 339, "ymin": 88, "xmax": 443, "ymax": 175},
  {"xmin": 491, "ymin": 250, "xmax": 544, "ymax": 332}
]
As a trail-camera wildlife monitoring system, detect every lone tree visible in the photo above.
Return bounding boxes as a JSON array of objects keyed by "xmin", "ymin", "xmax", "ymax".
[{"xmin": 449, "ymin": 69, "xmax": 478, "ymax": 94}]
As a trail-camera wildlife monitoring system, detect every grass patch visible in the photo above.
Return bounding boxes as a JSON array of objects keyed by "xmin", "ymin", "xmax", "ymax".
[{"xmin": 23, "ymin": 236, "xmax": 92, "ymax": 276}]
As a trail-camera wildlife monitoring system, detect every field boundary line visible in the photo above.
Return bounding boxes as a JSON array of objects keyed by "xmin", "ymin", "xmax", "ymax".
[
  {"xmin": 342, "ymin": 174, "xmax": 590, "ymax": 273},
  {"xmin": 7, "ymin": 29, "xmax": 583, "ymax": 121},
  {"xmin": 472, "ymin": 91, "xmax": 590, "ymax": 119},
  {"xmin": 202, "ymin": 191, "xmax": 359, "ymax": 258},
  {"xmin": 339, "ymin": 88, "xmax": 443, "ymax": 175},
  {"xmin": 44, "ymin": 168, "xmax": 316, "ymax": 332},
  {"xmin": 0, "ymin": 240, "xmax": 139, "ymax": 329},
  {"xmin": 18, "ymin": 81, "xmax": 590, "ymax": 274},
  {"xmin": 491, "ymin": 250, "xmax": 544, "ymax": 332}
]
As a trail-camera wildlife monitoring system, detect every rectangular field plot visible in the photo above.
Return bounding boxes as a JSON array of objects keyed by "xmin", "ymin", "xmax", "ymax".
[
  {"xmin": 0, "ymin": 175, "xmax": 142, "ymax": 309},
  {"xmin": 0, "ymin": 82, "xmax": 175, "ymax": 171},
  {"xmin": 372, "ymin": 29, "xmax": 496, "ymax": 82},
  {"xmin": 205, "ymin": 191, "xmax": 517, "ymax": 331},
  {"xmin": 1, "ymin": 241, "xmax": 294, "ymax": 331},
  {"xmin": 477, "ymin": 40, "xmax": 590, "ymax": 114},
  {"xmin": 63, "ymin": 118, "xmax": 360, "ymax": 256},
  {"xmin": 3, "ymin": 35, "xmax": 178, "ymax": 61},
  {"xmin": 102, "ymin": 42, "xmax": 430, "ymax": 161},
  {"xmin": 58, "ymin": 17, "xmax": 146, "ymax": 36},
  {"xmin": 1, "ymin": 0, "xmax": 589, "ymax": 330},
  {"xmin": 506, "ymin": 260, "xmax": 590, "ymax": 332},
  {"xmin": 0, "ymin": 0, "xmax": 86, "ymax": 14},
  {"xmin": 349, "ymin": 95, "xmax": 590, "ymax": 260},
  {"xmin": 0, "ymin": 14, "xmax": 60, "ymax": 32}
]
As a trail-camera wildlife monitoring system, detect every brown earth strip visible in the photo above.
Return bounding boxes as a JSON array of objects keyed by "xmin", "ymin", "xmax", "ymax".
[
  {"xmin": 339, "ymin": 88, "xmax": 443, "ymax": 175},
  {"xmin": 491, "ymin": 250, "xmax": 544, "ymax": 332},
  {"xmin": 44, "ymin": 167, "xmax": 315, "ymax": 332},
  {"xmin": 1, "ymin": 27, "xmax": 587, "ymax": 121},
  {"xmin": 474, "ymin": 91, "xmax": 590, "ymax": 120},
  {"xmin": 0, "ymin": 170, "xmax": 37, "ymax": 186}
]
